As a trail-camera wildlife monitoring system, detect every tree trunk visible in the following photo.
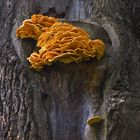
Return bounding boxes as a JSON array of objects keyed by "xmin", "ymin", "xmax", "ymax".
[{"xmin": 0, "ymin": 0, "xmax": 140, "ymax": 140}]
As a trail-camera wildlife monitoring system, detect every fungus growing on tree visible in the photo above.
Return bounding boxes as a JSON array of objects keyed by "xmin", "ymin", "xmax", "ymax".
[
  {"xmin": 87, "ymin": 116, "xmax": 103, "ymax": 126},
  {"xmin": 16, "ymin": 14, "xmax": 105, "ymax": 71},
  {"xmin": 16, "ymin": 14, "xmax": 57, "ymax": 40}
]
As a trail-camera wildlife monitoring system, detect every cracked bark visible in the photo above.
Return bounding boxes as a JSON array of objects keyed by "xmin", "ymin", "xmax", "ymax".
[{"xmin": 0, "ymin": 0, "xmax": 140, "ymax": 140}]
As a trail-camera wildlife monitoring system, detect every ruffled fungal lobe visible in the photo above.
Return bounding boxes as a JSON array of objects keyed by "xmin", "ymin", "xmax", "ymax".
[
  {"xmin": 16, "ymin": 14, "xmax": 57, "ymax": 40},
  {"xmin": 28, "ymin": 22, "xmax": 105, "ymax": 71}
]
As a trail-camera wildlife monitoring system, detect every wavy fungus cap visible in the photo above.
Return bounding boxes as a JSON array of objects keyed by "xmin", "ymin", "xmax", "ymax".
[
  {"xmin": 16, "ymin": 14, "xmax": 57, "ymax": 40},
  {"xmin": 16, "ymin": 14, "xmax": 105, "ymax": 71}
]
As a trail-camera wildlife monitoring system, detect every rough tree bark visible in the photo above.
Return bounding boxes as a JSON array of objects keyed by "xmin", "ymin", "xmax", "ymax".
[{"xmin": 0, "ymin": 0, "xmax": 140, "ymax": 140}]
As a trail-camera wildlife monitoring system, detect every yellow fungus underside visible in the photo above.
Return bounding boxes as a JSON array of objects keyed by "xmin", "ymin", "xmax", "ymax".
[
  {"xmin": 16, "ymin": 14, "xmax": 105, "ymax": 71},
  {"xmin": 87, "ymin": 116, "xmax": 103, "ymax": 126}
]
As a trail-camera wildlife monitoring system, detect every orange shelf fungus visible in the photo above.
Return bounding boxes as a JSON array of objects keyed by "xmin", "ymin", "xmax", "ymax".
[
  {"xmin": 16, "ymin": 14, "xmax": 57, "ymax": 40},
  {"xmin": 87, "ymin": 116, "xmax": 103, "ymax": 126},
  {"xmin": 16, "ymin": 14, "xmax": 105, "ymax": 71}
]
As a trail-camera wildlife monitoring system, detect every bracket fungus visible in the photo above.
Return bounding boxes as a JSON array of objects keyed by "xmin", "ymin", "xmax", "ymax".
[
  {"xmin": 16, "ymin": 14, "xmax": 105, "ymax": 71},
  {"xmin": 87, "ymin": 116, "xmax": 103, "ymax": 126},
  {"xmin": 16, "ymin": 14, "xmax": 57, "ymax": 40}
]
